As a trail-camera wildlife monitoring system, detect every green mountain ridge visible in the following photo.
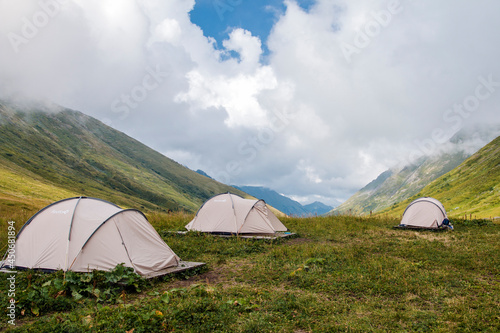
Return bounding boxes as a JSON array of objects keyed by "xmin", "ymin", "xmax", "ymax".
[
  {"xmin": 328, "ymin": 126, "xmax": 500, "ymax": 218},
  {"xmin": 0, "ymin": 99, "xmax": 246, "ymax": 213},
  {"xmin": 384, "ymin": 135, "xmax": 500, "ymax": 218},
  {"xmin": 329, "ymin": 126, "xmax": 500, "ymax": 217},
  {"xmin": 330, "ymin": 151, "xmax": 469, "ymax": 216}
]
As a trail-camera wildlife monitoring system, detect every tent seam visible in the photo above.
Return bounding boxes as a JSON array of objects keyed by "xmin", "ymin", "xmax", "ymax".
[
  {"xmin": 64, "ymin": 196, "xmax": 83, "ymax": 271},
  {"xmin": 112, "ymin": 215, "xmax": 138, "ymax": 274},
  {"xmin": 402, "ymin": 198, "xmax": 447, "ymax": 219},
  {"xmin": 68, "ymin": 209, "xmax": 142, "ymax": 271},
  {"xmin": 14, "ymin": 196, "xmax": 121, "ymax": 240},
  {"xmin": 238, "ymin": 199, "xmax": 273, "ymax": 234}
]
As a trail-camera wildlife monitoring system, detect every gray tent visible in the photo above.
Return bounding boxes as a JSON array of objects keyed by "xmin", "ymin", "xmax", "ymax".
[
  {"xmin": 6, "ymin": 197, "xmax": 181, "ymax": 277},
  {"xmin": 186, "ymin": 193, "xmax": 288, "ymax": 235},
  {"xmin": 398, "ymin": 197, "xmax": 453, "ymax": 230}
]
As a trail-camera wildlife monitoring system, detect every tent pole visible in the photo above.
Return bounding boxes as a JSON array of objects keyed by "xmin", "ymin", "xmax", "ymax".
[
  {"xmin": 228, "ymin": 193, "xmax": 238, "ymax": 235},
  {"xmin": 64, "ymin": 196, "xmax": 82, "ymax": 278}
]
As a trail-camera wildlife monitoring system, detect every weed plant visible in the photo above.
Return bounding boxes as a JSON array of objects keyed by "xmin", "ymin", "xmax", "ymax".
[{"xmin": 0, "ymin": 213, "xmax": 498, "ymax": 332}]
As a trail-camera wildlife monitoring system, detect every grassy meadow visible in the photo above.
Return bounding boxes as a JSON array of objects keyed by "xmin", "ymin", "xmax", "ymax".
[{"xmin": 0, "ymin": 211, "xmax": 499, "ymax": 332}]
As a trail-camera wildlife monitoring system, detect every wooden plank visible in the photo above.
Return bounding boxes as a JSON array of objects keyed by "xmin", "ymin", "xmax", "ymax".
[
  {"xmin": 393, "ymin": 225, "xmax": 451, "ymax": 232},
  {"xmin": 0, "ymin": 261, "xmax": 206, "ymax": 279},
  {"xmin": 169, "ymin": 231, "xmax": 297, "ymax": 240},
  {"xmin": 142, "ymin": 261, "xmax": 206, "ymax": 279}
]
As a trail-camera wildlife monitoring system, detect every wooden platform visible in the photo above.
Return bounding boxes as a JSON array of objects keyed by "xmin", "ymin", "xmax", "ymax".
[
  {"xmin": 143, "ymin": 261, "xmax": 206, "ymax": 279},
  {"xmin": 0, "ymin": 261, "xmax": 206, "ymax": 279},
  {"xmin": 221, "ymin": 232, "xmax": 297, "ymax": 240},
  {"xmin": 0, "ymin": 261, "xmax": 16, "ymax": 274},
  {"xmin": 393, "ymin": 225, "xmax": 452, "ymax": 231},
  {"xmin": 172, "ymin": 231, "xmax": 297, "ymax": 240}
]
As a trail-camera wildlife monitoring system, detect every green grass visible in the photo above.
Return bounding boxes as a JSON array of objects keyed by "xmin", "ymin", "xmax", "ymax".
[{"xmin": 1, "ymin": 214, "xmax": 499, "ymax": 332}]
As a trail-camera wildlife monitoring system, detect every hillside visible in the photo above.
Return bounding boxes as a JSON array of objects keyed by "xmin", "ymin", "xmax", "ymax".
[
  {"xmin": 384, "ymin": 135, "xmax": 500, "ymax": 218},
  {"xmin": 234, "ymin": 185, "xmax": 334, "ymax": 216},
  {"xmin": 329, "ymin": 125, "xmax": 500, "ymax": 216},
  {"xmin": 330, "ymin": 151, "xmax": 469, "ymax": 215},
  {"xmin": 0, "ymin": 99, "xmax": 247, "ymax": 214}
]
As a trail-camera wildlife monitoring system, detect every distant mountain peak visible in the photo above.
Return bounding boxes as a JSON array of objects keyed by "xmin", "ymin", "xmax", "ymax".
[
  {"xmin": 195, "ymin": 169, "xmax": 213, "ymax": 179},
  {"xmin": 234, "ymin": 185, "xmax": 334, "ymax": 217}
]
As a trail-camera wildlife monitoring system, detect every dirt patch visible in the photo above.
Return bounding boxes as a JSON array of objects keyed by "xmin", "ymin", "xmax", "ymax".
[
  {"xmin": 285, "ymin": 237, "xmax": 314, "ymax": 246},
  {"xmin": 167, "ymin": 266, "xmax": 225, "ymax": 289},
  {"xmin": 411, "ymin": 232, "xmax": 447, "ymax": 240}
]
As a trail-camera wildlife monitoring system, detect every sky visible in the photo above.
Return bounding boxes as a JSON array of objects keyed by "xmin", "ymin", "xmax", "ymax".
[{"xmin": 1, "ymin": 0, "xmax": 500, "ymax": 206}]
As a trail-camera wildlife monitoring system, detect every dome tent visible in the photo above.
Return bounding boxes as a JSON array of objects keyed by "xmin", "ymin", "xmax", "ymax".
[
  {"xmin": 398, "ymin": 197, "xmax": 453, "ymax": 230},
  {"xmin": 185, "ymin": 193, "xmax": 288, "ymax": 236},
  {"xmin": 4, "ymin": 197, "xmax": 183, "ymax": 277}
]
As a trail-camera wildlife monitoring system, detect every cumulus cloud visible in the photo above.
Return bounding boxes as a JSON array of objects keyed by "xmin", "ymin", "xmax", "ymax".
[
  {"xmin": 0, "ymin": 0, "xmax": 499, "ymax": 206},
  {"xmin": 175, "ymin": 58, "xmax": 278, "ymax": 128}
]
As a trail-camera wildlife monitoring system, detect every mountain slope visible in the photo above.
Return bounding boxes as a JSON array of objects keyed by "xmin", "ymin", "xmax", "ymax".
[
  {"xmin": 330, "ymin": 152, "xmax": 469, "ymax": 215},
  {"xmin": 384, "ymin": 135, "xmax": 500, "ymax": 218},
  {"xmin": 234, "ymin": 185, "xmax": 333, "ymax": 216},
  {"xmin": 0, "ymin": 99, "xmax": 246, "ymax": 213},
  {"xmin": 329, "ymin": 126, "xmax": 500, "ymax": 216}
]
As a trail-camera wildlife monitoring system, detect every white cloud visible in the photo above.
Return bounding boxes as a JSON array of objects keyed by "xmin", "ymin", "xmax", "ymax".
[
  {"xmin": 150, "ymin": 18, "xmax": 182, "ymax": 45},
  {"xmin": 298, "ymin": 159, "xmax": 323, "ymax": 184},
  {"xmin": 1, "ymin": 0, "xmax": 499, "ymax": 205},
  {"xmin": 222, "ymin": 29, "xmax": 262, "ymax": 69},
  {"xmin": 175, "ymin": 63, "xmax": 278, "ymax": 128}
]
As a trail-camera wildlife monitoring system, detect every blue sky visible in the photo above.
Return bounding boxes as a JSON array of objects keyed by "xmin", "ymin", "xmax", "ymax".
[{"xmin": 190, "ymin": 0, "xmax": 315, "ymax": 58}]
